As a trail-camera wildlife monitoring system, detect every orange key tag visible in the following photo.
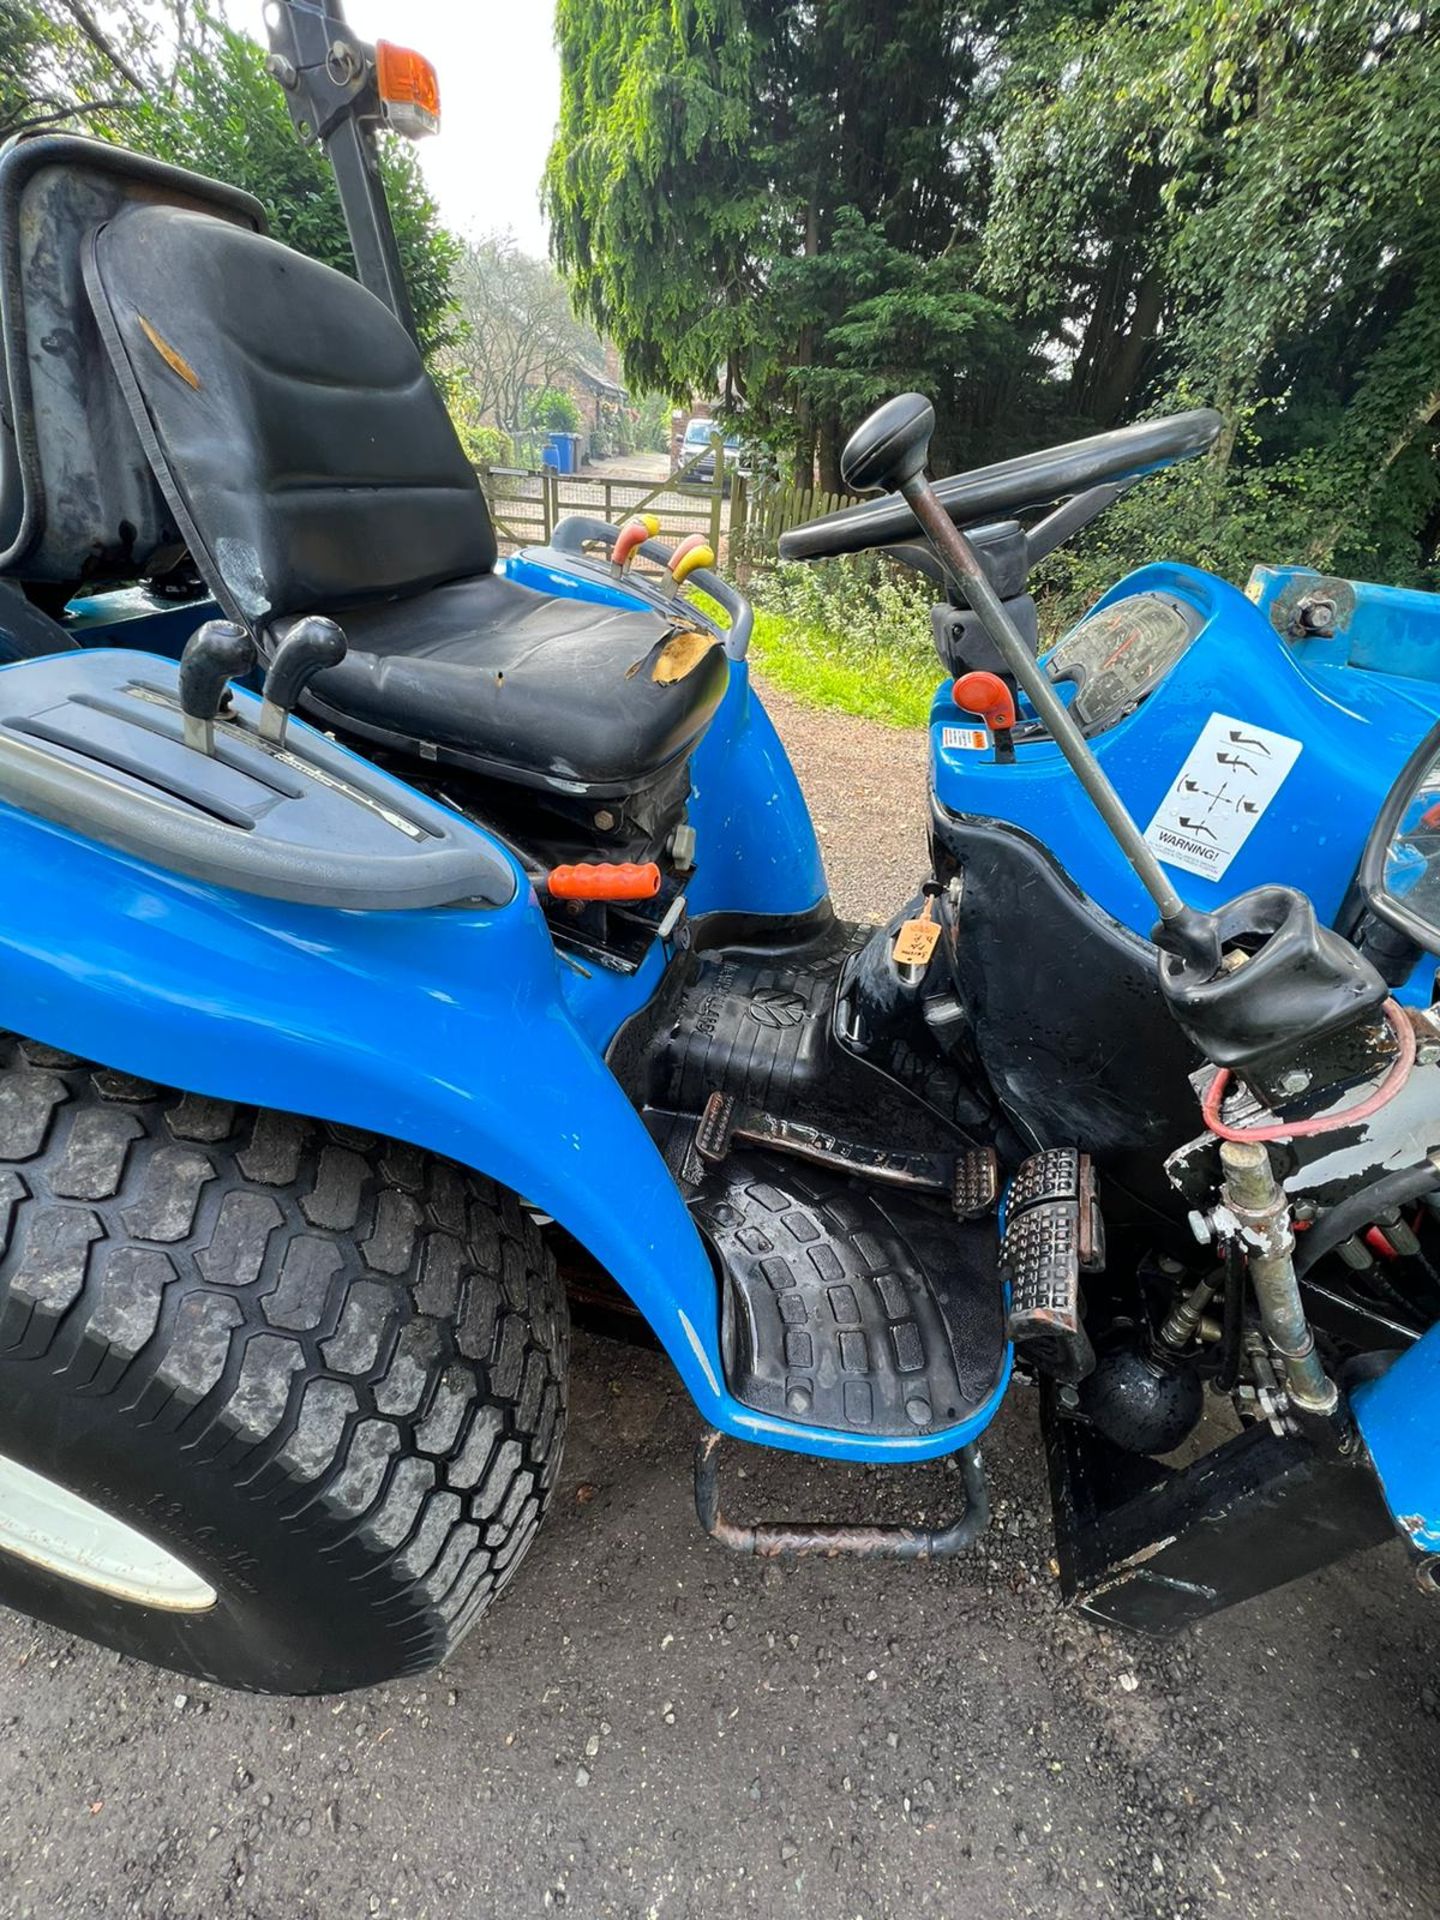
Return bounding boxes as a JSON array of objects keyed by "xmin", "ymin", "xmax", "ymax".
[{"xmin": 892, "ymin": 895, "xmax": 941, "ymax": 966}]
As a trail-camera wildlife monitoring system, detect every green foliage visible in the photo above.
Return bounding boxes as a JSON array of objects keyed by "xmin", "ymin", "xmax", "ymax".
[
  {"xmin": 529, "ymin": 386, "xmax": 583, "ymax": 434},
  {"xmin": 0, "ymin": 0, "xmax": 145, "ymax": 139},
  {"xmin": 3, "ymin": 3, "xmax": 459, "ymax": 365},
  {"xmin": 454, "ymin": 420, "xmax": 514, "ymax": 470},
  {"xmin": 990, "ymin": 0, "xmax": 1440, "ymax": 585},
  {"xmin": 554, "ymin": 0, "xmax": 1440, "ymax": 593},
  {"xmin": 545, "ymin": 0, "xmax": 758, "ymax": 401},
  {"xmin": 748, "ymin": 558, "xmax": 939, "ymax": 726},
  {"xmin": 632, "ymin": 391, "xmax": 672, "ymax": 453},
  {"xmin": 546, "ymin": 1, "xmax": 1042, "ymax": 485}
]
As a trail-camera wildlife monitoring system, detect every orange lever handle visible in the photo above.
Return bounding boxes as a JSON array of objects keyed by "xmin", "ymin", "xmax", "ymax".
[
  {"xmin": 613, "ymin": 515, "xmax": 659, "ymax": 569},
  {"xmin": 547, "ymin": 862, "xmax": 662, "ymax": 902},
  {"xmin": 953, "ymin": 670, "xmax": 1017, "ymax": 732}
]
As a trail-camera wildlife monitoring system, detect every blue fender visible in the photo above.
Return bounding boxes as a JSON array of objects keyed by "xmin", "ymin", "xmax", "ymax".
[
  {"xmin": 686, "ymin": 659, "xmax": 828, "ymax": 919},
  {"xmin": 0, "ymin": 662, "xmax": 986, "ymax": 1462},
  {"xmin": 1352, "ymin": 1323, "xmax": 1440, "ymax": 1556}
]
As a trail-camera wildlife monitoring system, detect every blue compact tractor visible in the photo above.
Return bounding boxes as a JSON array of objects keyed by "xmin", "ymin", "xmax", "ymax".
[{"xmin": 0, "ymin": 4, "xmax": 1431, "ymax": 1693}]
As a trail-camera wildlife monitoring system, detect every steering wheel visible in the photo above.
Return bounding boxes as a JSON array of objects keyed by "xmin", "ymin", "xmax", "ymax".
[{"xmin": 776, "ymin": 397, "xmax": 1222, "ymax": 565}]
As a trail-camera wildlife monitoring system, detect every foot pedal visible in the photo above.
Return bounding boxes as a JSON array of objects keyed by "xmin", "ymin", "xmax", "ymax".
[
  {"xmin": 953, "ymin": 1146, "xmax": 1000, "ymax": 1220},
  {"xmin": 688, "ymin": 1091, "xmax": 997, "ymax": 1220},
  {"xmin": 1000, "ymin": 1148, "xmax": 1103, "ymax": 1343}
]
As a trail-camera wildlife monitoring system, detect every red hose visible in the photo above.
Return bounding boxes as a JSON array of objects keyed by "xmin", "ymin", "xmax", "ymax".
[{"xmin": 1202, "ymin": 998, "xmax": 1416, "ymax": 1142}]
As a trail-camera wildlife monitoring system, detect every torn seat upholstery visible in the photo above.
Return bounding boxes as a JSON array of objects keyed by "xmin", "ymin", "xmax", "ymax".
[{"xmin": 81, "ymin": 198, "xmax": 726, "ymax": 800}]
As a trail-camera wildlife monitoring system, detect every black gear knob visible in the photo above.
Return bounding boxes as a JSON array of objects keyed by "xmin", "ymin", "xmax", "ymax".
[
  {"xmin": 178, "ymin": 618, "xmax": 256, "ymax": 754},
  {"xmin": 840, "ymin": 392, "xmax": 936, "ymax": 494},
  {"xmin": 260, "ymin": 616, "xmax": 348, "ymax": 744}
]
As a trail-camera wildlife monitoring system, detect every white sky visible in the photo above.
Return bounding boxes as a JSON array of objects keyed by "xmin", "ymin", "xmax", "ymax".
[{"xmin": 232, "ymin": 1, "xmax": 561, "ymax": 254}]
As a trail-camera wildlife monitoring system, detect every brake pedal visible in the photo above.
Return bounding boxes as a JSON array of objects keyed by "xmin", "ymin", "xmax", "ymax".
[
  {"xmin": 1001, "ymin": 1148, "xmax": 1103, "ymax": 1342},
  {"xmin": 688, "ymin": 1091, "xmax": 996, "ymax": 1219}
]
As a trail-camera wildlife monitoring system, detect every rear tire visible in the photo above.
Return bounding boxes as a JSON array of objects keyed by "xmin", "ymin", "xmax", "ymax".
[{"xmin": 0, "ymin": 1033, "xmax": 568, "ymax": 1693}]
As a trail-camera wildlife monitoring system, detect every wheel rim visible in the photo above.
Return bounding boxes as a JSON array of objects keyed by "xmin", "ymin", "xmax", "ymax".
[{"xmin": 0, "ymin": 1448, "xmax": 217, "ymax": 1612}]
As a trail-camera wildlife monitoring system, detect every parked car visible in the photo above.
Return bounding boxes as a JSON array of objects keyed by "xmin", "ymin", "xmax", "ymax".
[{"xmin": 673, "ymin": 417, "xmax": 743, "ymax": 487}]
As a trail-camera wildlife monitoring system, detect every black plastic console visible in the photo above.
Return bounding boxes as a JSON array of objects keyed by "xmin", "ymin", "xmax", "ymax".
[{"xmin": 0, "ymin": 650, "xmax": 515, "ymax": 910}]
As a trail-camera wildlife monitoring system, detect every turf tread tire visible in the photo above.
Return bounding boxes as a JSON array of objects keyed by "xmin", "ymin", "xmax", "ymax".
[{"xmin": 0, "ymin": 1033, "xmax": 568, "ymax": 1693}]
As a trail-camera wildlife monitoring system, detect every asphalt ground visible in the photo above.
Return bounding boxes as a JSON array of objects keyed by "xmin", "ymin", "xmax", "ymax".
[{"xmin": 1, "ymin": 683, "xmax": 1436, "ymax": 1919}]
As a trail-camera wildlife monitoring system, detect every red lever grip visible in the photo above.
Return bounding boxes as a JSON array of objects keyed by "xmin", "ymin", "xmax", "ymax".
[
  {"xmin": 546, "ymin": 862, "xmax": 662, "ymax": 902},
  {"xmin": 953, "ymin": 670, "xmax": 1017, "ymax": 732},
  {"xmin": 612, "ymin": 515, "xmax": 656, "ymax": 570}
]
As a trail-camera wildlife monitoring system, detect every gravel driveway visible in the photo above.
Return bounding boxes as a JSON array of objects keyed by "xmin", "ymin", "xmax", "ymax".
[{"xmin": 1, "ymin": 682, "xmax": 1436, "ymax": 1920}]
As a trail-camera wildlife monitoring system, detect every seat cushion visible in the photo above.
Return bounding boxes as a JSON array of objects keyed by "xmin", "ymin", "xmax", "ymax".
[
  {"xmin": 296, "ymin": 570, "xmax": 729, "ymax": 797},
  {"xmin": 82, "ymin": 193, "xmax": 728, "ymax": 795}
]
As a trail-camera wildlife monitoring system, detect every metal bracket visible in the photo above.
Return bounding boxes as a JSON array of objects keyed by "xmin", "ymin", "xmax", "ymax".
[
  {"xmin": 264, "ymin": 0, "xmax": 420, "ymax": 344},
  {"xmin": 694, "ymin": 1427, "xmax": 989, "ymax": 1560}
]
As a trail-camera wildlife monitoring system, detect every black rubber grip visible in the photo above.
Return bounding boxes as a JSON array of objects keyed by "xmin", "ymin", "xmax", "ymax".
[
  {"xmin": 264, "ymin": 616, "xmax": 348, "ymax": 714},
  {"xmin": 178, "ymin": 619, "xmax": 256, "ymax": 722},
  {"xmin": 840, "ymin": 392, "xmax": 935, "ymax": 493}
]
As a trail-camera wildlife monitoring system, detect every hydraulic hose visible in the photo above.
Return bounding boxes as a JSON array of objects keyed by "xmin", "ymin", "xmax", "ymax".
[{"xmin": 1294, "ymin": 1156, "xmax": 1440, "ymax": 1280}]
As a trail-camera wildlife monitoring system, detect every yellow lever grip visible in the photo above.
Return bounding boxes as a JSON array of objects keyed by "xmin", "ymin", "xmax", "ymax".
[{"xmin": 670, "ymin": 540, "xmax": 715, "ymax": 586}]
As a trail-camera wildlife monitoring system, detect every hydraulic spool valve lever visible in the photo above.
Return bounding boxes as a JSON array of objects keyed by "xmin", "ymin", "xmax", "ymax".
[
  {"xmin": 178, "ymin": 619, "xmax": 257, "ymax": 756},
  {"xmin": 260, "ymin": 617, "xmax": 348, "ymax": 746}
]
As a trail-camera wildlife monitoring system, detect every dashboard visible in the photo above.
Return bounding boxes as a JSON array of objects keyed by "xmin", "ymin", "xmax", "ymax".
[{"xmin": 1041, "ymin": 592, "xmax": 1206, "ymax": 734}]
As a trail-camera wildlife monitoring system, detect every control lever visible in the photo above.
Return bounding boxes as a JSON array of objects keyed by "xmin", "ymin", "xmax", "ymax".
[
  {"xmin": 664, "ymin": 535, "xmax": 714, "ymax": 593},
  {"xmin": 953, "ymin": 670, "xmax": 1017, "ymax": 764},
  {"xmin": 260, "ymin": 616, "xmax": 348, "ymax": 746},
  {"xmin": 612, "ymin": 513, "xmax": 659, "ymax": 576},
  {"xmin": 841, "ymin": 394, "xmax": 1218, "ymax": 969},
  {"xmin": 178, "ymin": 619, "xmax": 256, "ymax": 755}
]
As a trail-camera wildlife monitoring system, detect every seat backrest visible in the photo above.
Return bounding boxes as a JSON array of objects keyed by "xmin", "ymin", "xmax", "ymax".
[
  {"xmin": 85, "ymin": 199, "xmax": 498, "ymax": 628},
  {"xmin": 0, "ymin": 135, "xmax": 266, "ymax": 594}
]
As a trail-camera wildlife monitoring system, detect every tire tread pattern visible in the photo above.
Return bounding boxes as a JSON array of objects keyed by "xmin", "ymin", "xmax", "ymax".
[{"xmin": 0, "ymin": 1033, "xmax": 567, "ymax": 1687}]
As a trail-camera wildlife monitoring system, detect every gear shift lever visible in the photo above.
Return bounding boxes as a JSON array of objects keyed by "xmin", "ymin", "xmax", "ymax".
[
  {"xmin": 841, "ymin": 394, "xmax": 1217, "ymax": 967},
  {"xmin": 179, "ymin": 619, "xmax": 256, "ymax": 755},
  {"xmin": 260, "ymin": 616, "xmax": 348, "ymax": 746}
]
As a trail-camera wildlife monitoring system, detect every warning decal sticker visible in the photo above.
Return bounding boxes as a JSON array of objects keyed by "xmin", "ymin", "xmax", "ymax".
[
  {"xmin": 941, "ymin": 725, "xmax": 990, "ymax": 751},
  {"xmin": 1142, "ymin": 712, "xmax": 1302, "ymax": 882}
]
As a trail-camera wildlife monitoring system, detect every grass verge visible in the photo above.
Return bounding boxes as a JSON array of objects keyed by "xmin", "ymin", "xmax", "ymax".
[{"xmin": 748, "ymin": 607, "xmax": 937, "ymax": 729}]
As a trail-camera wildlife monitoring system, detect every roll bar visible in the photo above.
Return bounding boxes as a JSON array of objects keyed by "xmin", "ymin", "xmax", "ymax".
[{"xmin": 263, "ymin": 0, "xmax": 419, "ymax": 344}]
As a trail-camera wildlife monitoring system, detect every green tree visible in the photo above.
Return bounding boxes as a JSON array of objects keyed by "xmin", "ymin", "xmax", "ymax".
[
  {"xmin": 545, "ymin": 0, "xmax": 1041, "ymax": 486},
  {"xmin": 989, "ymin": 0, "xmax": 1440, "ymax": 582},
  {"xmin": 0, "ymin": 3, "xmax": 458, "ymax": 363},
  {"xmin": 529, "ymin": 386, "xmax": 583, "ymax": 434}
]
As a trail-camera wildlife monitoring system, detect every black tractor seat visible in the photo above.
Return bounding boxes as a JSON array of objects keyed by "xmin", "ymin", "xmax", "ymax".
[
  {"xmin": 46, "ymin": 171, "xmax": 726, "ymax": 802},
  {"xmin": 294, "ymin": 570, "xmax": 725, "ymax": 796}
]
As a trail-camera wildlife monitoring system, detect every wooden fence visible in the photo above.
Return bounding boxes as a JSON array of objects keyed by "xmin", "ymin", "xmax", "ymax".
[
  {"xmin": 730, "ymin": 478, "xmax": 853, "ymax": 559},
  {"xmin": 482, "ymin": 437, "xmax": 730, "ymax": 554},
  {"xmin": 481, "ymin": 439, "xmax": 860, "ymax": 571}
]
